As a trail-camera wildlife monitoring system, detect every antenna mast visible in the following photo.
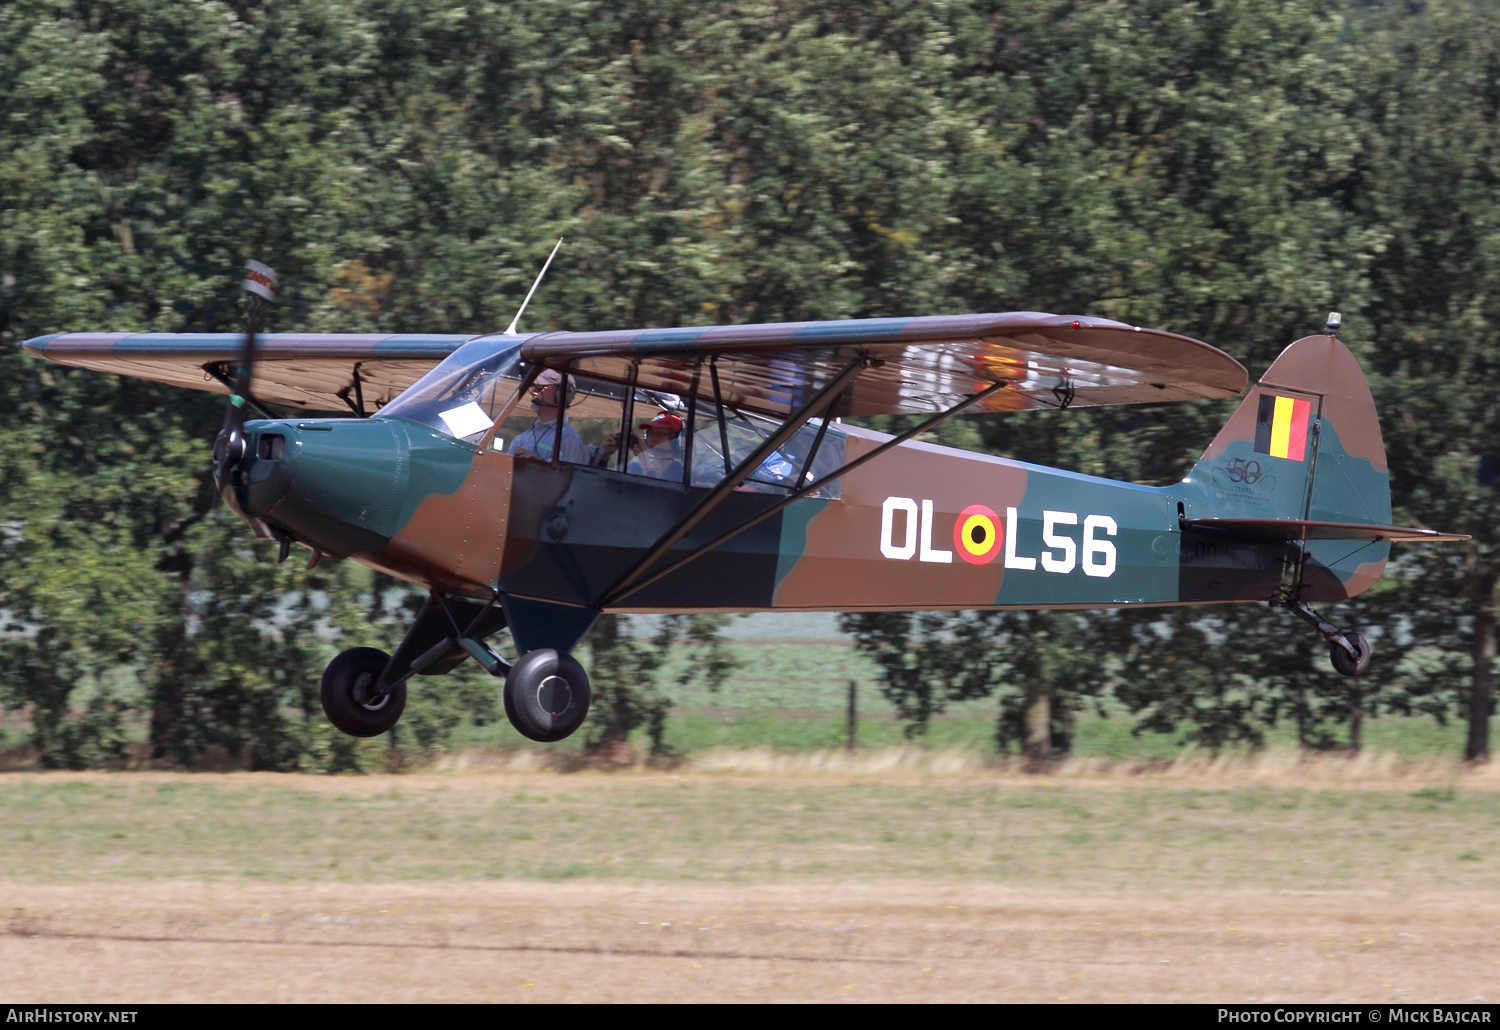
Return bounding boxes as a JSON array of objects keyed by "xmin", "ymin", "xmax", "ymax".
[{"xmin": 503, "ymin": 237, "xmax": 564, "ymax": 335}]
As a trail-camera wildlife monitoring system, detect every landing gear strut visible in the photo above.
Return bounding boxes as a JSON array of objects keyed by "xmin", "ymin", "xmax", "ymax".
[
  {"xmin": 318, "ymin": 640, "xmax": 595, "ymax": 743},
  {"xmin": 1275, "ymin": 600, "xmax": 1372, "ymax": 677},
  {"xmin": 317, "ymin": 592, "xmax": 595, "ymax": 743}
]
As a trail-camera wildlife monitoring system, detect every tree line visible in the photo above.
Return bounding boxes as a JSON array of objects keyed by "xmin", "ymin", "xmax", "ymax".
[{"xmin": 0, "ymin": 0, "xmax": 1494, "ymax": 769}]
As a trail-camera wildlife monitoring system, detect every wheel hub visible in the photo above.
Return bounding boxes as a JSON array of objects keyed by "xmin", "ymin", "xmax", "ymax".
[
  {"xmin": 352, "ymin": 671, "xmax": 389, "ymax": 711},
  {"xmin": 536, "ymin": 675, "xmax": 572, "ymax": 717}
]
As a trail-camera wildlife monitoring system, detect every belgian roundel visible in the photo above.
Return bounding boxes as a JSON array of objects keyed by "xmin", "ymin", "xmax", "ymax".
[{"xmin": 953, "ymin": 504, "xmax": 1002, "ymax": 565}]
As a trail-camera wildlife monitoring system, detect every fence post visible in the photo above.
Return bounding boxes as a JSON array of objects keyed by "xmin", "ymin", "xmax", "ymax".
[{"xmin": 846, "ymin": 679, "xmax": 857, "ymax": 751}]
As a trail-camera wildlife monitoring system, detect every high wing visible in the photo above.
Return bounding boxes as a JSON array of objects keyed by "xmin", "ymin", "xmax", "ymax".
[
  {"xmin": 20, "ymin": 332, "xmax": 473, "ymax": 414},
  {"xmin": 22, "ymin": 311, "xmax": 1247, "ymax": 419},
  {"xmin": 520, "ymin": 312, "xmax": 1248, "ymax": 417}
]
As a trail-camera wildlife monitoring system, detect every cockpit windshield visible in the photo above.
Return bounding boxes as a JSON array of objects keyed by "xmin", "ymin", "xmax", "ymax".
[{"xmin": 377, "ymin": 334, "xmax": 526, "ymax": 439}]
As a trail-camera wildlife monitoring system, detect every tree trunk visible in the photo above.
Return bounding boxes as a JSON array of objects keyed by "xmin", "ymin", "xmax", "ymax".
[
  {"xmin": 150, "ymin": 542, "xmax": 205, "ymax": 766},
  {"xmin": 150, "ymin": 621, "xmax": 188, "ymax": 764},
  {"xmin": 1349, "ymin": 680, "xmax": 1362, "ymax": 754},
  {"xmin": 588, "ymin": 614, "xmax": 632, "ymax": 749},
  {"xmin": 1024, "ymin": 689, "xmax": 1051, "ymax": 771},
  {"xmin": 1467, "ymin": 576, "xmax": 1497, "ymax": 761}
]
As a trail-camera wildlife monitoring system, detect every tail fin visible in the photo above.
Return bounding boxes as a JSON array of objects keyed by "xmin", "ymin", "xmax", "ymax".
[{"xmin": 1181, "ymin": 333, "xmax": 1392, "ymax": 598}]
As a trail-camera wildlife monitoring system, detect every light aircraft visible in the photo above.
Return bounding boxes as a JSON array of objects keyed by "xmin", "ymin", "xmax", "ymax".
[{"xmin": 21, "ymin": 259, "xmax": 1467, "ymax": 743}]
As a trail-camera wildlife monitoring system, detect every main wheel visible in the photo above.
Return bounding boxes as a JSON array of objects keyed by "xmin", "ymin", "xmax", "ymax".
[
  {"xmin": 503, "ymin": 648, "xmax": 591, "ymax": 743},
  {"xmin": 321, "ymin": 647, "xmax": 406, "ymax": 737},
  {"xmin": 1329, "ymin": 632, "xmax": 1372, "ymax": 677}
]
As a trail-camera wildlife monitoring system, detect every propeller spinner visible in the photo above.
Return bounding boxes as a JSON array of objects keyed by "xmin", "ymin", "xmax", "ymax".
[{"xmin": 213, "ymin": 260, "xmax": 277, "ymax": 514}]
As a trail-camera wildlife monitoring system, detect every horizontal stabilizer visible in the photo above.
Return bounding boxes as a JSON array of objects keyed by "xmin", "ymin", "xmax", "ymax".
[{"xmin": 1182, "ymin": 518, "xmax": 1470, "ymax": 543}]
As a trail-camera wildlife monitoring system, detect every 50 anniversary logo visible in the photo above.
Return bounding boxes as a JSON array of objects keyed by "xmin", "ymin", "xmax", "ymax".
[{"xmin": 879, "ymin": 497, "xmax": 1118, "ymax": 577}]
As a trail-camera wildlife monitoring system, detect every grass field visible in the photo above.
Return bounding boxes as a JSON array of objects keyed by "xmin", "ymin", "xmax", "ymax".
[{"xmin": 5, "ymin": 761, "xmax": 1500, "ymax": 1002}]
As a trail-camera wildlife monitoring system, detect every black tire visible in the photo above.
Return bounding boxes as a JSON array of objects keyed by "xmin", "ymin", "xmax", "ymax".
[
  {"xmin": 503, "ymin": 648, "xmax": 591, "ymax": 743},
  {"xmin": 1329, "ymin": 632, "xmax": 1372, "ymax": 677},
  {"xmin": 321, "ymin": 647, "xmax": 406, "ymax": 737}
]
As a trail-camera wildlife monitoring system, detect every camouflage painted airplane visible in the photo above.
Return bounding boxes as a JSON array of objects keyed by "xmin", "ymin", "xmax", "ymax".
[{"xmin": 21, "ymin": 261, "xmax": 1466, "ymax": 744}]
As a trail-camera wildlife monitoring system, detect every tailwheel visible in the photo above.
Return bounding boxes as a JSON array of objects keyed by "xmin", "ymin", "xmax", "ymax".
[
  {"xmin": 1277, "ymin": 600, "xmax": 1375, "ymax": 678},
  {"xmin": 321, "ymin": 647, "xmax": 406, "ymax": 737},
  {"xmin": 1329, "ymin": 631, "xmax": 1372, "ymax": 678},
  {"xmin": 503, "ymin": 649, "xmax": 591, "ymax": 742}
]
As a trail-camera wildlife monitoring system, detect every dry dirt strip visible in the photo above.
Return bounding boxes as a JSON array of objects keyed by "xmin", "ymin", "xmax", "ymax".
[{"xmin": 3, "ymin": 880, "xmax": 1497, "ymax": 1003}]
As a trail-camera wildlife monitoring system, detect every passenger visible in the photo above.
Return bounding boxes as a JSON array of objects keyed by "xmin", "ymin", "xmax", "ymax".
[
  {"xmin": 601, "ymin": 411, "xmax": 685, "ymax": 480},
  {"xmin": 737, "ymin": 449, "xmax": 801, "ymax": 492},
  {"xmin": 508, "ymin": 369, "xmax": 588, "ymax": 463},
  {"xmin": 755, "ymin": 450, "xmax": 800, "ymax": 485}
]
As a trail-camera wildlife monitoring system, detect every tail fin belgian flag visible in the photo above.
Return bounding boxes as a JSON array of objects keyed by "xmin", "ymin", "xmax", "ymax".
[{"xmin": 1254, "ymin": 393, "xmax": 1312, "ymax": 462}]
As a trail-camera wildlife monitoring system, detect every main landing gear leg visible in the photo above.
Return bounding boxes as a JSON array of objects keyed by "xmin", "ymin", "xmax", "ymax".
[
  {"xmin": 496, "ymin": 594, "xmax": 600, "ymax": 743},
  {"xmin": 319, "ymin": 592, "xmax": 599, "ymax": 744},
  {"xmin": 1275, "ymin": 599, "xmax": 1372, "ymax": 677}
]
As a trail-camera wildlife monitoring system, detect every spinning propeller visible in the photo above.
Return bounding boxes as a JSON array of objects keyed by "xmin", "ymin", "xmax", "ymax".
[{"xmin": 212, "ymin": 260, "xmax": 277, "ymax": 515}]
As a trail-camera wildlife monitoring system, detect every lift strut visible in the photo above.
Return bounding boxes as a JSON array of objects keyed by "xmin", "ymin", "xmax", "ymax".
[{"xmin": 602, "ymin": 378, "xmax": 1010, "ymax": 606}]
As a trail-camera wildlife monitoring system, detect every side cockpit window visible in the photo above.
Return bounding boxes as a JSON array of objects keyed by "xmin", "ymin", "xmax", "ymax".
[
  {"xmin": 691, "ymin": 407, "xmax": 845, "ymax": 497},
  {"xmin": 491, "ymin": 371, "xmax": 631, "ymax": 466},
  {"xmin": 493, "ymin": 371, "xmax": 844, "ymax": 498}
]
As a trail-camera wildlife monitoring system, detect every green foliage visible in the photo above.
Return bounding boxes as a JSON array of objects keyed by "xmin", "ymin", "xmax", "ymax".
[
  {"xmin": 1101, "ymin": 606, "xmax": 1379, "ymax": 753},
  {"xmin": 840, "ymin": 612, "xmax": 999, "ymax": 737},
  {"xmin": 840, "ymin": 610, "xmax": 1101, "ymax": 752},
  {"xmin": 1352, "ymin": 1, "xmax": 1500, "ymax": 757},
  {"xmin": 582, "ymin": 613, "xmax": 742, "ymax": 755}
]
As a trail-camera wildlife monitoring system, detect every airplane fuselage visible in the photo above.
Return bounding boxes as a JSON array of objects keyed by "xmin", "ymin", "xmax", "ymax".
[{"xmin": 233, "ymin": 414, "xmax": 1386, "ymax": 616}]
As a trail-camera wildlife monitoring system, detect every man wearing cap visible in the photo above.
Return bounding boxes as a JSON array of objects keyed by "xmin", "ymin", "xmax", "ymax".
[
  {"xmin": 601, "ymin": 411, "xmax": 685, "ymax": 480},
  {"xmin": 509, "ymin": 369, "xmax": 588, "ymax": 463}
]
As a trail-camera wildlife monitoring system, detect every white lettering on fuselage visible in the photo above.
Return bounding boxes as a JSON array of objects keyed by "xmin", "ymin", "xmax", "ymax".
[
  {"xmin": 919, "ymin": 499, "xmax": 952, "ymax": 564},
  {"xmin": 880, "ymin": 497, "xmax": 918, "ymax": 560},
  {"xmin": 881, "ymin": 499, "xmax": 1117, "ymax": 578}
]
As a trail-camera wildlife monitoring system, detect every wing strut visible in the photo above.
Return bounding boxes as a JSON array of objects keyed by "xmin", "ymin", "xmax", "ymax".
[
  {"xmin": 335, "ymin": 364, "xmax": 368, "ymax": 418},
  {"xmin": 596, "ymin": 356, "xmax": 868, "ymax": 607},
  {"xmin": 710, "ymin": 358, "xmax": 732, "ymax": 479},
  {"xmin": 203, "ymin": 364, "xmax": 279, "ymax": 420},
  {"xmin": 603, "ymin": 378, "xmax": 1010, "ymax": 607}
]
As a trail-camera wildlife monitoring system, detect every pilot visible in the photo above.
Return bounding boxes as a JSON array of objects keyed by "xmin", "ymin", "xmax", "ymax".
[
  {"xmin": 508, "ymin": 369, "xmax": 588, "ymax": 463},
  {"xmin": 601, "ymin": 411, "xmax": 685, "ymax": 480}
]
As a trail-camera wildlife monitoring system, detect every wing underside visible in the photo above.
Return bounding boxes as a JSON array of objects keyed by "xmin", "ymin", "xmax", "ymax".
[
  {"xmin": 21, "ymin": 332, "xmax": 472, "ymax": 414},
  {"xmin": 520, "ymin": 312, "xmax": 1248, "ymax": 417}
]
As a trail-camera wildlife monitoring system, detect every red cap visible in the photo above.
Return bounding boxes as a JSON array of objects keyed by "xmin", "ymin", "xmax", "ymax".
[{"xmin": 639, "ymin": 412, "xmax": 684, "ymax": 434}]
